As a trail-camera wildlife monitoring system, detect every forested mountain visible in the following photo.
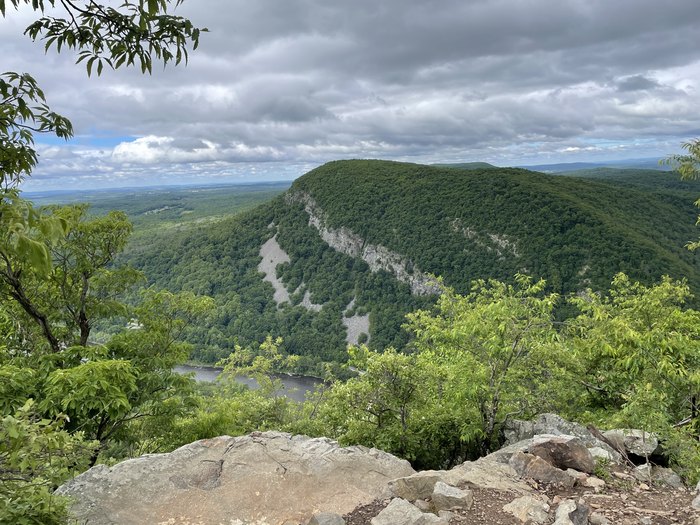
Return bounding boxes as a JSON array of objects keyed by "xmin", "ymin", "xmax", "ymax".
[{"xmin": 123, "ymin": 160, "xmax": 700, "ymax": 370}]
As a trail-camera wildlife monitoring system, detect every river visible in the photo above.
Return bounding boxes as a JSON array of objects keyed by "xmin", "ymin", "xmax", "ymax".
[{"xmin": 174, "ymin": 364, "xmax": 321, "ymax": 403}]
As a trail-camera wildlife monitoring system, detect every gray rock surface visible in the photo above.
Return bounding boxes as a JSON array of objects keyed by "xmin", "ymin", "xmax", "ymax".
[
  {"xmin": 632, "ymin": 463, "xmax": 653, "ymax": 482},
  {"xmin": 431, "ymin": 481, "xmax": 473, "ymax": 511},
  {"xmin": 370, "ymin": 498, "xmax": 422, "ymax": 525},
  {"xmin": 307, "ymin": 513, "xmax": 346, "ymax": 525},
  {"xmin": 504, "ymin": 413, "xmax": 621, "ymax": 463},
  {"xmin": 692, "ymin": 493, "xmax": 700, "ymax": 510},
  {"xmin": 582, "ymin": 475, "xmax": 606, "ymax": 490},
  {"xmin": 502, "ymin": 495, "xmax": 550, "ymax": 524},
  {"xmin": 602, "ymin": 429, "xmax": 659, "ymax": 457},
  {"xmin": 553, "ymin": 499, "xmax": 590, "ymax": 525},
  {"xmin": 57, "ymin": 432, "xmax": 414, "ymax": 525},
  {"xmin": 528, "ymin": 435, "xmax": 596, "ymax": 473},
  {"xmin": 588, "ymin": 446, "xmax": 617, "ymax": 462},
  {"xmin": 651, "ymin": 466, "xmax": 684, "ymax": 488},
  {"xmin": 553, "ymin": 499, "xmax": 577, "ymax": 525},
  {"xmin": 389, "ymin": 472, "xmax": 442, "ymax": 501},
  {"xmin": 370, "ymin": 498, "xmax": 447, "ymax": 525},
  {"xmin": 589, "ymin": 512, "xmax": 612, "ymax": 525},
  {"xmin": 505, "ymin": 414, "xmax": 597, "ymax": 446},
  {"xmin": 441, "ymin": 456, "xmax": 533, "ymax": 493},
  {"xmin": 509, "ymin": 451, "xmax": 576, "ymax": 488}
]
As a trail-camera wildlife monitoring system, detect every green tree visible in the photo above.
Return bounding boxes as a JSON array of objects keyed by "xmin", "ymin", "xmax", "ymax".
[
  {"xmin": 664, "ymin": 138, "xmax": 700, "ymax": 250},
  {"xmin": 0, "ymin": 400, "xmax": 95, "ymax": 525},
  {"xmin": 0, "ymin": 1, "xmax": 205, "ymax": 518},
  {"xmin": 570, "ymin": 273, "xmax": 700, "ymax": 430},
  {"xmin": 1, "ymin": 206, "xmax": 214, "ymax": 458},
  {"xmin": 1, "ymin": 204, "xmax": 139, "ymax": 353},
  {"xmin": 406, "ymin": 276, "xmax": 572, "ymax": 453},
  {"xmin": 570, "ymin": 273, "xmax": 700, "ymax": 482},
  {"xmin": 316, "ymin": 345, "xmax": 466, "ymax": 468}
]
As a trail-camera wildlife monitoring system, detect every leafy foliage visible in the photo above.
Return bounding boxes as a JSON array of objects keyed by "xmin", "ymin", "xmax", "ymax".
[
  {"xmin": 0, "ymin": 400, "xmax": 95, "ymax": 525},
  {"xmin": 2, "ymin": 0, "xmax": 205, "ymax": 76},
  {"xmin": 0, "ymin": 73, "xmax": 72, "ymax": 188},
  {"xmin": 113, "ymin": 273, "xmax": 700, "ymax": 483},
  {"xmin": 407, "ymin": 276, "xmax": 572, "ymax": 453},
  {"xmin": 1, "ymin": 204, "xmax": 137, "ymax": 353},
  {"xmin": 570, "ymin": 274, "xmax": 700, "ymax": 430},
  {"xmin": 315, "ymin": 346, "xmax": 468, "ymax": 469},
  {"xmin": 0, "ymin": 0, "xmax": 205, "ymax": 517},
  {"xmin": 663, "ymin": 138, "xmax": 700, "ymax": 250},
  {"xmin": 0, "ymin": 206, "xmax": 212, "ymax": 516},
  {"xmin": 294, "ymin": 161, "xmax": 699, "ymax": 297}
]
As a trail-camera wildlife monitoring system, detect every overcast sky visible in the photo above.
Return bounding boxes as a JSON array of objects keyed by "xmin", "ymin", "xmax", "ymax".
[{"xmin": 4, "ymin": 0, "xmax": 700, "ymax": 190}]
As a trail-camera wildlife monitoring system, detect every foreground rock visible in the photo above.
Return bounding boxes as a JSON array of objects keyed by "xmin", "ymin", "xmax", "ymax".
[
  {"xmin": 59, "ymin": 416, "xmax": 700, "ymax": 525},
  {"xmin": 602, "ymin": 428, "xmax": 660, "ymax": 459},
  {"xmin": 57, "ymin": 431, "xmax": 414, "ymax": 525},
  {"xmin": 503, "ymin": 413, "xmax": 622, "ymax": 463},
  {"xmin": 528, "ymin": 435, "xmax": 595, "ymax": 474},
  {"xmin": 347, "ymin": 414, "xmax": 699, "ymax": 524}
]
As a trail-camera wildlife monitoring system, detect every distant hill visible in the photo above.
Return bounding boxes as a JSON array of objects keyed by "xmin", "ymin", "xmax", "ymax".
[
  {"xmin": 432, "ymin": 162, "xmax": 498, "ymax": 169},
  {"xmin": 520, "ymin": 157, "xmax": 671, "ymax": 173},
  {"xmin": 124, "ymin": 160, "xmax": 700, "ymax": 370}
]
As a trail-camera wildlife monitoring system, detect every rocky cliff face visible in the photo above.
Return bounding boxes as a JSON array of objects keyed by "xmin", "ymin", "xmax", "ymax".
[{"xmin": 288, "ymin": 191, "xmax": 440, "ymax": 296}]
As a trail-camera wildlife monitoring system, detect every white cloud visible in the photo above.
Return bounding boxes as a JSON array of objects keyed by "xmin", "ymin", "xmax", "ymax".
[{"xmin": 3, "ymin": 0, "xmax": 700, "ymax": 190}]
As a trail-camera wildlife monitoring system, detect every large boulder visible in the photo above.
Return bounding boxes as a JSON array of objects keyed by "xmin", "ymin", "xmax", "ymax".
[
  {"xmin": 553, "ymin": 499, "xmax": 590, "ymax": 525},
  {"xmin": 602, "ymin": 428, "xmax": 659, "ymax": 458},
  {"xmin": 504, "ymin": 414, "xmax": 597, "ymax": 446},
  {"xmin": 503, "ymin": 414, "xmax": 621, "ymax": 463},
  {"xmin": 431, "ymin": 481, "xmax": 473, "ymax": 511},
  {"xmin": 509, "ymin": 451, "xmax": 576, "ymax": 488},
  {"xmin": 389, "ymin": 472, "xmax": 443, "ymax": 501},
  {"xmin": 528, "ymin": 435, "xmax": 596, "ymax": 474},
  {"xmin": 502, "ymin": 495, "xmax": 550, "ymax": 524},
  {"xmin": 57, "ymin": 432, "xmax": 415, "ymax": 525}
]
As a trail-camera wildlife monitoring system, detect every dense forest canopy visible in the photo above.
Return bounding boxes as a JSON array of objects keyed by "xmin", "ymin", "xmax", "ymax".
[{"xmin": 118, "ymin": 160, "xmax": 700, "ymax": 368}]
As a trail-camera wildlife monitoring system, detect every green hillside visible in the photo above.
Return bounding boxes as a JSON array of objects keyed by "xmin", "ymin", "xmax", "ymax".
[
  {"xmin": 432, "ymin": 162, "xmax": 498, "ymax": 170},
  {"xmin": 125, "ymin": 160, "xmax": 700, "ymax": 370},
  {"xmin": 292, "ymin": 160, "xmax": 699, "ymax": 290},
  {"xmin": 556, "ymin": 166, "xmax": 698, "ymax": 196}
]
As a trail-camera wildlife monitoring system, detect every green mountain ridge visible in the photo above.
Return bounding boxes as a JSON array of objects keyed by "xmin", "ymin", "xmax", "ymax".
[
  {"xmin": 432, "ymin": 161, "xmax": 498, "ymax": 169},
  {"xmin": 125, "ymin": 160, "xmax": 700, "ymax": 369}
]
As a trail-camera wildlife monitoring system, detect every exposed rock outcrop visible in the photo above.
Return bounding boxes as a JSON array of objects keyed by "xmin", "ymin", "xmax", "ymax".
[
  {"xmin": 356, "ymin": 415, "xmax": 697, "ymax": 524},
  {"xmin": 57, "ymin": 432, "xmax": 414, "ymax": 525},
  {"xmin": 342, "ymin": 298, "xmax": 370, "ymax": 346},
  {"xmin": 528, "ymin": 435, "xmax": 596, "ymax": 474},
  {"xmin": 258, "ymin": 234, "xmax": 293, "ymax": 306},
  {"xmin": 288, "ymin": 191, "xmax": 439, "ymax": 296},
  {"xmin": 602, "ymin": 428, "xmax": 660, "ymax": 459},
  {"xmin": 58, "ymin": 416, "xmax": 700, "ymax": 525},
  {"xmin": 503, "ymin": 413, "xmax": 622, "ymax": 463}
]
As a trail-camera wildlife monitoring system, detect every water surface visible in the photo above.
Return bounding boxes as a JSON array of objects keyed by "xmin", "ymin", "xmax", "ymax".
[{"xmin": 175, "ymin": 364, "xmax": 321, "ymax": 402}]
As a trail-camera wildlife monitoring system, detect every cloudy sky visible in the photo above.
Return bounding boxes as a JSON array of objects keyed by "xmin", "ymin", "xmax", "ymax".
[{"xmin": 3, "ymin": 0, "xmax": 700, "ymax": 190}]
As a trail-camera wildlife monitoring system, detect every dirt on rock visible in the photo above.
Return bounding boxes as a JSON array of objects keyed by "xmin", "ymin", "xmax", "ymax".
[{"xmin": 343, "ymin": 464, "xmax": 699, "ymax": 525}]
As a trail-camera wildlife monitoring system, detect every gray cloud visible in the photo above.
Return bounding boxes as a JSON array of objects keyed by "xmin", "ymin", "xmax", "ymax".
[
  {"xmin": 2, "ymin": 0, "xmax": 700, "ymax": 190},
  {"xmin": 616, "ymin": 75, "xmax": 662, "ymax": 92}
]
